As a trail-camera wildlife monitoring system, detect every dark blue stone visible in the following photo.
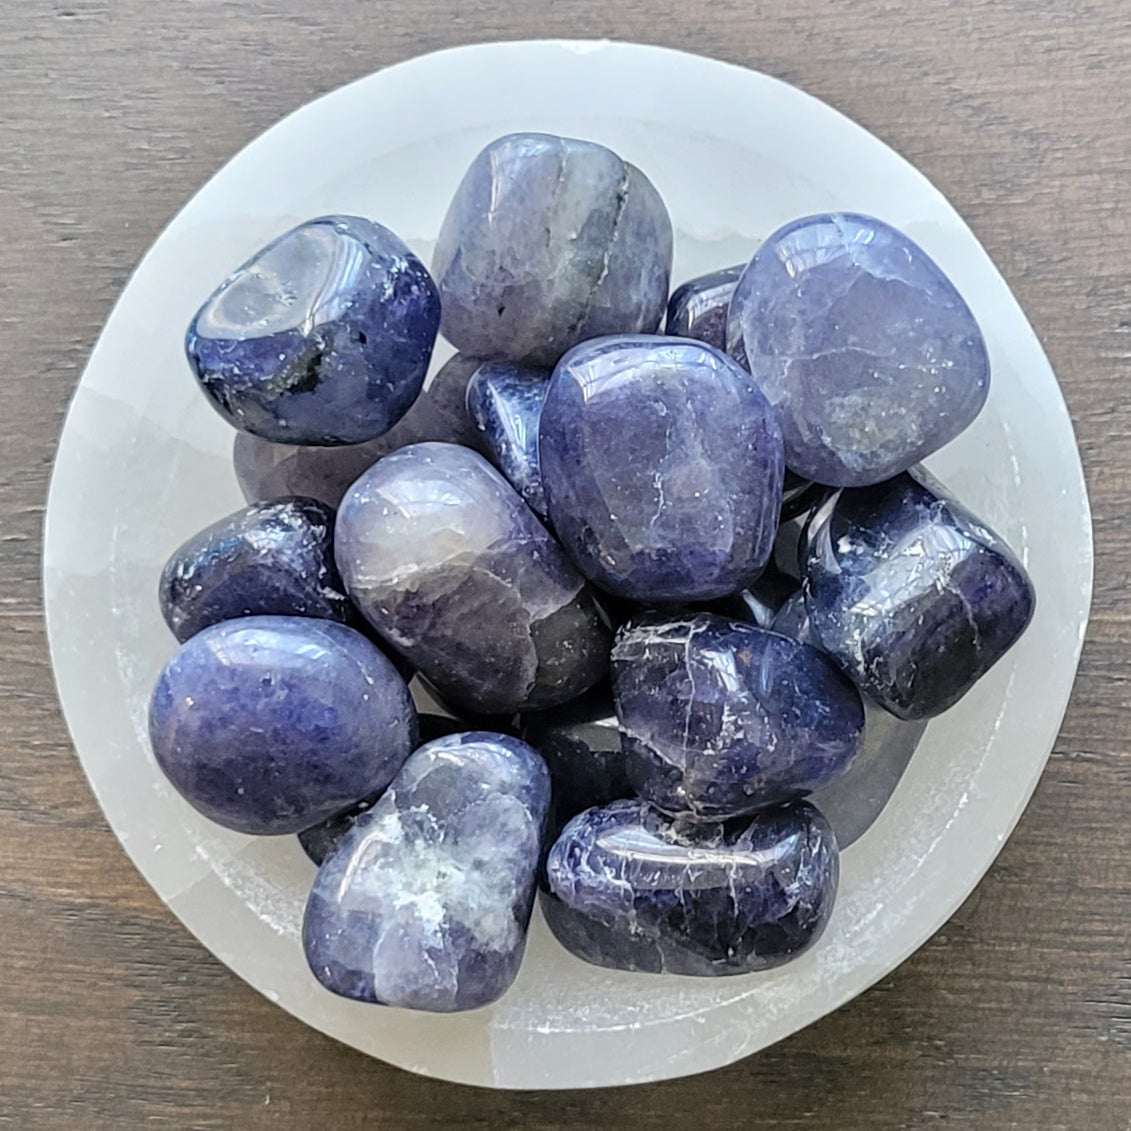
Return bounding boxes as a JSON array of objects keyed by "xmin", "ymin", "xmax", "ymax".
[
  {"xmin": 612, "ymin": 613, "xmax": 864, "ymax": 819},
  {"xmin": 433, "ymin": 133, "xmax": 673, "ymax": 367},
  {"xmin": 232, "ymin": 352, "xmax": 487, "ymax": 508},
  {"xmin": 466, "ymin": 361, "xmax": 551, "ymax": 519},
  {"xmin": 148, "ymin": 617, "xmax": 417, "ymax": 835},
  {"xmin": 520, "ymin": 684, "xmax": 631, "ymax": 831},
  {"xmin": 544, "ymin": 799, "xmax": 838, "ymax": 975},
  {"xmin": 665, "ymin": 264, "xmax": 744, "ymax": 351},
  {"xmin": 335, "ymin": 442, "xmax": 610, "ymax": 714},
  {"xmin": 187, "ymin": 215, "xmax": 440, "ymax": 445},
  {"xmin": 727, "ymin": 213, "xmax": 990, "ymax": 486},
  {"xmin": 303, "ymin": 732, "xmax": 551, "ymax": 1011},
  {"xmin": 540, "ymin": 336, "xmax": 784, "ymax": 602},
  {"xmin": 158, "ymin": 498, "xmax": 350, "ymax": 643},
  {"xmin": 802, "ymin": 469, "xmax": 1036, "ymax": 719}
]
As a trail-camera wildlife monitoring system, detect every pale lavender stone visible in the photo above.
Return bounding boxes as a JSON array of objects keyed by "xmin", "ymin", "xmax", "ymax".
[
  {"xmin": 232, "ymin": 353, "xmax": 486, "ymax": 507},
  {"xmin": 303, "ymin": 732, "xmax": 550, "ymax": 1011},
  {"xmin": 465, "ymin": 362, "xmax": 550, "ymax": 519},
  {"xmin": 148, "ymin": 617, "xmax": 416, "ymax": 835},
  {"xmin": 726, "ymin": 213, "xmax": 990, "ymax": 486},
  {"xmin": 335, "ymin": 442, "xmax": 610, "ymax": 714},
  {"xmin": 802, "ymin": 469, "xmax": 1035, "ymax": 719},
  {"xmin": 433, "ymin": 133, "xmax": 673, "ymax": 367},
  {"xmin": 665, "ymin": 264, "xmax": 744, "ymax": 351},
  {"xmin": 540, "ymin": 336, "xmax": 784, "ymax": 602},
  {"xmin": 612, "ymin": 613, "xmax": 864, "ymax": 820},
  {"xmin": 187, "ymin": 215, "xmax": 440, "ymax": 445},
  {"xmin": 544, "ymin": 799, "xmax": 838, "ymax": 975}
]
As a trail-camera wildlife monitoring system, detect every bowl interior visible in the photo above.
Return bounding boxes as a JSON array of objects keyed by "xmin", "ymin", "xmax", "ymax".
[{"xmin": 43, "ymin": 40, "xmax": 1091, "ymax": 1089}]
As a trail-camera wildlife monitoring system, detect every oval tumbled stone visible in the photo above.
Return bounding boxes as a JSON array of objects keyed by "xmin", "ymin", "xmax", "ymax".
[
  {"xmin": 335, "ymin": 442, "xmax": 610, "ymax": 715},
  {"xmin": 612, "ymin": 613, "xmax": 864, "ymax": 819},
  {"xmin": 544, "ymin": 798, "xmax": 838, "ymax": 975},
  {"xmin": 726, "ymin": 213, "xmax": 990, "ymax": 486},
  {"xmin": 303, "ymin": 732, "xmax": 551, "ymax": 1012},
  {"xmin": 665, "ymin": 263, "xmax": 744, "ymax": 351},
  {"xmin": 540, "ymin": 336, "xmax": 785, "ymax": 602},
  {"xmin": 148, "ymin": 617, "xmax": 417, "ymax": 834}
]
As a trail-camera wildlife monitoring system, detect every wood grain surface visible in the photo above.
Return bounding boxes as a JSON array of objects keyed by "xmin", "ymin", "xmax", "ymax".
[{"xmin": 2, "ymin": 2, "xmax": 1129, "ymax": 1126}]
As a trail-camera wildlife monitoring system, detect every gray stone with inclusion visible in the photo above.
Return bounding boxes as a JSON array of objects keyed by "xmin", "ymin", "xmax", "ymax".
[
  {"xmin": 148, "ymin": 617, "xmax": 417, "ymax": 835},
  {"xmin": 233, "ymin": 353, "xmax": 487, "ymax": 507},
  {"xmin": 612, "ymin": 613, "xmax": 864, "ymax": 820},
  {"xmin": 187, "ymin": 215, "xmax": 440, "ymax": 445},
  {"xmin": 544, "ymin": 798, "xmax": 838, "ymax": 975},
  {"xmin": 665, "ymin": 264, "xmax": 744, "ymax": 351},
  {"xmin": 465, "ymin": 361, "xmax": 551, "ymax": 519},
  {"xmin": 303, "ymin": 732, "xmax": 551, "ymax": 1011},
  {"xmin": 540, "ymin": 336, "xmax": 785, "ymax": 602},
  {"xmin": 432, "ymin": 133, "xmax": 673, "ymax": 367},
  {"xmin": 335, "ymin": 442, "xmax": 610, "ymax": 715},
  {"xmin": 727, "ymin": 213, "xmax": 990, "ymax": 486}
]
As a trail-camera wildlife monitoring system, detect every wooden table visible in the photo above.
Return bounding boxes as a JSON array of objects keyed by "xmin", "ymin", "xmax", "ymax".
[{"xmin": 3, "ymin": 2, "xmax": 1128, "ymax": 1126}]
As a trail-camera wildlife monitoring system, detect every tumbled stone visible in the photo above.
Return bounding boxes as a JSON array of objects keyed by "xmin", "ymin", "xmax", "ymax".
[
  {"xmin": 727, "ymin": 213, "xmax": 990, "ymax": 486},
  {"xmin": 187, "ymin": 215, "xmax": 440, "ymax": 444},
  {"xmin": 540, "ymin": 336, "xmax": 784, "ymax": 602},
  {"xmin": 665, "ymin": 264, "xmax": 744, "ymax": 350},
  {"xmin": 303, "ymin": 732, "xmax": 550, "ymax": 1011},
  {"xmin": 432, "ymin": 133, "xmax": 673, "ymax": 367},
  {"xmin": 465, "ymin": 361, "xmax": 550, "ymax": 518},
  {"xmin": 148, "ymin": 617, "xmax": 416, "ymax": 834},
  {"xmin": 335, "ymin": 442, "xmax": 610, "ymax": 714},
  {"xmin": 158, "ymin": 498, "xmax": 350, "ymax": 643},
  {"xmin": 801, "ymin": 469, "xmax": 1036, "ymax": 719},
  {"xmin": 544, "ymin": 799, "xmax": 838, "ymax": 975},
  {"xmin": 612, "ymin": 613, "xmax": 864, "ymax": 819},
  {"xmin": 520, "ymin": 684, "xmax": 631, "ymax": 831},
  {"xmin": 233, "ymin": 352, "xmax": 486, "ymax": 507}
]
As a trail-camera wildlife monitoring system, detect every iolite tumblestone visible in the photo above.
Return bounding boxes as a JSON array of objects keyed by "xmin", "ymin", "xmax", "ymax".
[
  {"xmin": 665, "ymin": 264, "xmax": 744, "ymax": 351},
  {"xmin": 540, "ymin": 336, "xmax": 784, "ymax": 602},
  {"xmin": 303, "ymin": 732, "xmax": 550, "ymax": 1011},
  {"xmin": 432, "ymin": 133, "xmax": 673, "ymax": 367},
  {"xmin": 544, "ymin": 798, "xmax": 838, "ymax": 975},
  {"xmin": 727, "ymin": 213, "xmax": 990, "ymax": 486},
  {"xmin": 801, "ymin": 469, "xmax": 1036, "ymax": 719},
  {"xmin": 187, "ymin": 215, "xmax": 440, "ymax": 445},
  {"xmin": 148, "ymin": 617, "xmax": 416, "ymax": 834}
]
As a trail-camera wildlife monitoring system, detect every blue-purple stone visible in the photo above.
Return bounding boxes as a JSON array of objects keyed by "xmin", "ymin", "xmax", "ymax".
[
  {"xmin": 466, "ymin": 362, "xmax": 550, "ymax": 519},
  {"xmin": 612, "ymin": 613, "xmax": 864, "ymax": 819},
  {"xmin": 158, "ymin": 498, "xmax": 349, "ymax": 643},
  {"xmin": 802, "ymin": 469, "xmax": 1036, "ymax": 719},
  {"xmin": 665, "ymin": 264, "xmax": 744, "ymax": 351},
  {"xmin": 432, "ymin": 134, "xmax": 673, "ymax": 367},
  {"xmin": 726, "ymin": 213, "xmax": 990, "ymax": 486},
  {"xmin": 302, "ymin": 732, "xmax": 550, "ymax": 1011},
  {"xmin": 232, "ymin": 352, "xmax": 486, "ymax": 507},
  {"xmin": 187, "ymin": 215, "xmax": 440, "ymax": 445},
  {"xmin": 335, "ymin": 442, "xmax": 610, "ymax": 714},
  {"xmin": 148, "ymin": 617, "xmax": 416, "ymax": 835},
  {"xmin": 544, "ymin": 798, "xmax": 838, "ymax": 975},
  {"xmin": 540, "ymin": 336, "xmax": 785, "ymax": 602}
]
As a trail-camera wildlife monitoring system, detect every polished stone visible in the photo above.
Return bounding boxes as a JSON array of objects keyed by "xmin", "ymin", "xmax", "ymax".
[
  {"xmin": 466, "ymin": 361, "xmax": 550, "ymax": 518},
  {"xmin": 148, "ymin": 617, "xmax": 416, "ymax": 834},
  {"xmin": 802, "ymin": 469, "xmax": 1036, "ymax": 719},
  {"xmin": 544, "ymin": 799, "xmax": 838, "ymax": 975},
  {"xmin": 665, "ymin": 264, "xmax": 744, "ymax": 351},
  {"xmin": 303, "ymin": 732, "xmax": 550, "ymax": 1011},
  {"xmin": 233, "ymin": 352, "xmax": 486, "ymax": 507},
  {"xmin": 187, "ymin": 215, "xmax": 440, "ymax": 445},
  {"xmin": 727, "ymin": 213, "xmax": 990, "ymax": 486},
  {"xmin": 612, "ymin": 613, "xmax": 864, "ymax": 819},
  {"xmin": 433, "ymin": 133, "xmax": 673, "ymax": 367},
  {"xmin": 158, "ymin": 498, "xmax": 350, "ymax": 643},
  {"xmin": 336, "ymin": 442, "xmax": 610, "ymax": 714},
  {"xmin": 540, "ymin": 336, "xmax": 784, "ymax": 602}
]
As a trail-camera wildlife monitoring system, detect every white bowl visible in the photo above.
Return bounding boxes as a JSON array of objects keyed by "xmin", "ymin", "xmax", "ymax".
[{"xmin": 43, "ymin": 39, "xmax": 1092, "ymax": 1090}]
